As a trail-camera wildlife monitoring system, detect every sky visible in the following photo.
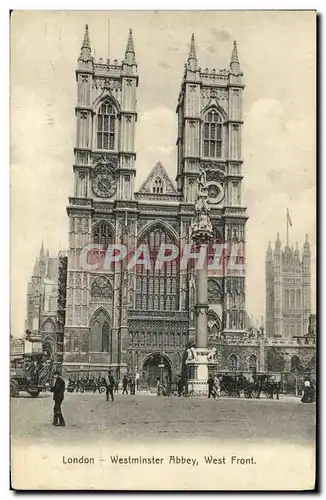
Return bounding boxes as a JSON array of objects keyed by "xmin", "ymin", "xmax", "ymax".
[{"xmin": 10, "ymin": 10, "xmax": 316, "ymax": 337}]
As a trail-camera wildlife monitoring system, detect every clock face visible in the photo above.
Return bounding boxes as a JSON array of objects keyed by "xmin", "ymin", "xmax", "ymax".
[
  {"xmin": 207, "ymin": 182, "xmax": 225, "ymax": 204},
  {"xmin": 92, "ymin": 170, "xmax": 117, "ymax": 198}
]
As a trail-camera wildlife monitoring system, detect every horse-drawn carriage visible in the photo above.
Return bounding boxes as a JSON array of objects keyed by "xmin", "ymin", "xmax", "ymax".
[
  {"xmin": 218, "ymin": 373, "xmax": 281, "ymax": 399},
  {"xmin": 66, "ymin": 376, "xmax": 107, "ymax": 393}
]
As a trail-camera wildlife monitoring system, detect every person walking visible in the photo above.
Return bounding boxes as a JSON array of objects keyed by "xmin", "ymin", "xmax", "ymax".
[
  {"xmin": 122, "ymin": 375, "xmax": 128, "ymax": 395},
  {"xmin": 157, "ymin": 377, "xmax": 162, "ymax": 396},
  {"xmin": 51, "ymin": 371, "xmax": 66, "ymax": 426},
  {"xmin": 214, "ymin": 374, "xmax": 221, "ymax": 398},
  {"xmin": 106, "ymin": 371, "xmax": 115, "ymax": 402},
  {"xmin": 93, "ymin": 376, "xmax": 101, "ymax": 394},
  {"xmin": 177, "ymin": 377, "xmax": 184, "ymax": 397},
  {"xmin": 207, "ymin": 374, "xmax": 216, "ymax": 399},
  {"xmin": 130, "ymin": 377, "xmax": 136, "ymax": 396}
]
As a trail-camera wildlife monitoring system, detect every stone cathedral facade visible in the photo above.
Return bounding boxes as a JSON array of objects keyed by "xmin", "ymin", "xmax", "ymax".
[{"xmin": 63, "ymin": 25, "xmax": 253, "ymax": 382}]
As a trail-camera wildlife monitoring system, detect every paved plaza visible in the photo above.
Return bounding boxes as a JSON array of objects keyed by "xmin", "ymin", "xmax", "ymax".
[{"xmin": 11, "ymin": 392, "xmax": 315, "ymax": 446}]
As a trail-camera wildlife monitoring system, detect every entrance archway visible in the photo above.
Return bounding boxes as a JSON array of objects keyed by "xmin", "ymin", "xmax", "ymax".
[{"xmin": 142, "ymin": 353, "xmax": 172, "ymax": 391}]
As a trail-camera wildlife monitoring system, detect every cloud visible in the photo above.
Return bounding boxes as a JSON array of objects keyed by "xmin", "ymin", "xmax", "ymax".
[
  {"xmin": 210, "ymin": 28, "xmax": 232, "ymax": 41},
  {"xmin": 158, "ymin": 60, "xmax": 171, "ymax": 70}
]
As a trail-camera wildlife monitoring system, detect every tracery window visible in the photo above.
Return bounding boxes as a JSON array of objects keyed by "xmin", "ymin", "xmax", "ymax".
[
  {"xmin": 202, "ymin": 110, "xmax": 222, "ymax": 159},
  {"xmin": 135, "ymin": 226, "xmax": 179, "ymax": 311},
  {"xmin": 92, "ymin": 222, "xmax": 113, "ymax": 249},
  {"xmin": 91, "ymin": 276, "xmax": 112, "ymax": 299},
  {"xmin": 96, "ymin": 101, "xmax": 116, "ymax": 150},
  {"xmin": 152, "ymin": 177, "xmax": 165, "ymax": 194},
  {"xmin": 228, "ymin": 354, "xmax": 238, "ymax": 372},
  {"xmin": 90, "ymin": 309, "xmax": 110, "ymax": 353},
  {"xmin": 248, "ymin": 354, "xmax": 257, "ymax": 372}
]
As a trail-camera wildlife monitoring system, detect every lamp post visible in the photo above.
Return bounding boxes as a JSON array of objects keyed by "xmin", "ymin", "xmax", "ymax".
[{"xmin": 158, "ymin": 351, "xmax": 165, "ymax": 384}]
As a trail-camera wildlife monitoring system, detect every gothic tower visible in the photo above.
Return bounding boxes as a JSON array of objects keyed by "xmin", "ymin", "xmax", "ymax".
[
  {"xmin": 302, "ymin": 235, "xmax": 311, "ymax": 334},
  {"xmin": 265, "ymin": 235, "xmax": 311, "ymax": 338},
  {"xmin": 176, "ymin": 36, "xmax": 247, "ymax": 339},
  {"xmin": 64, "ymin": 25, "xmax": 138, "ymax": 373}
]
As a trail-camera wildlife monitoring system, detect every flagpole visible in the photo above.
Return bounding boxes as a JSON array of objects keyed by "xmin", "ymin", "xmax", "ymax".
[
  {"xmin": 108, "ymin": 19, "xmax": 110, "ymax": 59},
  {"xmin": 286, "ymin": 208, "xmax": 288, "ymax": 246}
]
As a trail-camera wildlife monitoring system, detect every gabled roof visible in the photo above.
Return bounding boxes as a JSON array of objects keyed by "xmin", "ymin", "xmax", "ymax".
[{"xmin": 137, "ymin": 161, "xmax": 178, "ymax": 195}]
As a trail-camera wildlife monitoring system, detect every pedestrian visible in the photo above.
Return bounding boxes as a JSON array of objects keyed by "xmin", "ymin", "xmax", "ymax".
[
  {"xmin": 214, "ymin": 374, "xmax": 221, "ymax": 398},
  {"xmin": 157, "ymin": 377, "xmax": 162, "ymax": 396},
  {"xmin": 130, "ymin": 378, "xmax": 136, "ymax": 395},
  {"xmin": 93, "ymin": 376, "xmax": 101, "ymax": 394},
  {"xmin": 177, "ymin": 376, "xmax": 184, "ymax": 397},
  {"xmin": 122, "ymin": 375, "xmax": 128, "ymax": 395},
  {"xmin": 51, "ymin": 371, "xmax": 66, "ymax": 426},
  {"xmin": 135, "ymin": 373, "xmax": 140, "ymax": 392},
  {"xmin": 207, "ymin": 374, "xmax": 216, "ymax": 399},
  {"xmin": 114, "ymin": 380, "xmax": 119, "ymax": 393},
  {"xmin": 301, "ymin": 377, "xmax": 312, "ymax": 403},
  {"xmin": 106, "ymin": 371, "xmax": 115, "ymax": 402}
]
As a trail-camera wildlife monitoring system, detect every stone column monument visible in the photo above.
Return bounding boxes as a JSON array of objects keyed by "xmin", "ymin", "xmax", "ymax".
[{"xmin": 186, "ymin": 169, "xmax": 214, "ymax": 395}]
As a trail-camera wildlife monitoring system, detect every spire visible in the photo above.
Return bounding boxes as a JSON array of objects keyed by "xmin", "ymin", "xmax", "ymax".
[
  {"xmin": 187, "ymin": 33, "xmax": 198, "ymax": 71},
  {"xmin": 126, "ymin": 28, "xmax": 135, "ymax": 54},
  {"xmin": 32, "ymin": 258, "xmax": 40, "ymax": 278},
  {"xmin": 82, "ymin": 24, "xmax": 91, "ymax": 49},
  {"xmin": 276, "ymin": 233, "xmax": 281, "ymax": 246},
  {"xmin": 303, "ymin": 234, "xmax": 310, "ymax": 253},
  {"xmin": 79, "ymin": 24, "xmax": 92, "ymax": 62},
  {"xmin": 124, "ymin": 28, "xmax": 136, "ymax": 64},
  {"xmin": 189, "ymin": 33, "xmax": 197, "ymax": 60},
  {"xmin": 266, "ymin": 241, "xmax": 272, "ymax": 261},
  {"xmin": 230, "ymin": 40, "xmax": 241, "ymax": 74},
  {"xmin": 40, "ymin": 240, "xmax": 45, "ymax": 260}
]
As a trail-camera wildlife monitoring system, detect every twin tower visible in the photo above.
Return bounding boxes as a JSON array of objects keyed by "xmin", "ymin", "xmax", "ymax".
[
  {"xmin": 64, "ymin": 24, "xmax": 247, "ymax": 374},
  {"xmin": 72, "ymin": 25, "xmax": 245, "ymax": 204}
]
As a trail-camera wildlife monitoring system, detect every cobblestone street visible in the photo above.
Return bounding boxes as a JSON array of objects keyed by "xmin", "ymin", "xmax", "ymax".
[{"xmin": 11, "ymin": 391, "xmax": 315, "ymax": 445}]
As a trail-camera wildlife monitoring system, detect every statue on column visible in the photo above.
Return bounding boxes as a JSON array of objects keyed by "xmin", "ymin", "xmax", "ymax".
[{"xmin": 191, "ymin": 167, "xmax": 213, "ymax": 244}]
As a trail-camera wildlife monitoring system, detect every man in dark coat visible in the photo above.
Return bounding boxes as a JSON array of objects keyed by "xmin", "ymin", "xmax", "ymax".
[
  {"xmin": 122, "ymin": 375, "xmax": 128, "ymax": 395},
  {"xmin": 207, "ymin": 374, "xmax": 216, "ymax": 399},
  {"xmin": 106, "ymin": 371, "xmax": 115, "ymax": 402},
  {"xmin": 51, "ymin": 371, "xmax": 66, "ymax": 426},
  {"xmin": 177, "ymin": 377, "xmax": 184, "ymax": 397}
]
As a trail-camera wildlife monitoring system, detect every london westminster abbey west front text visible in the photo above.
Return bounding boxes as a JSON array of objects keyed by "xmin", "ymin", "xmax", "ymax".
[{"xmin": 63, "ymin": 25, "xmax": 247, "ymax": 384}]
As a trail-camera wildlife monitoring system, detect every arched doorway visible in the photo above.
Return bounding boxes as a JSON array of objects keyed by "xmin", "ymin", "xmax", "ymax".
[
  {"xmin": 89, "ymin": 308, "xmax": 111, "ymax": 353},
  {"xmin": 142, "ymin": 353, "xmax": 172, "ymax": 391}
]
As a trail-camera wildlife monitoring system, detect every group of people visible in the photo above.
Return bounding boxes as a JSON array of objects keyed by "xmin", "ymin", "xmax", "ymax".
[{"xmin": 50, "ymin": 370, "xmax": 145, "ymax": 426}]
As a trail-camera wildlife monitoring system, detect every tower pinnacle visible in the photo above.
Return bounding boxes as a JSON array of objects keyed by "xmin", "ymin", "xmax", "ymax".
[
  {"xmin": 187, "ymin": 33, "xmax": 198, "ymax": 71},
  {"xmin": 40, "ymin": 240, "xmax": 45, "ymax": 260},
  {"xmin": 124, "ymin": 28, "xmax": 136, "ymax": 64},
  {"xmin": 126, "ymin": 28, "xmax": 135, "ymax": 53},
  {"xmin": 230, "ymin": 40, "xmax": 241, "ymax": 74},
  {"xmin": 82, "ymin": 24, "xmax": 91, "ymax": 49},
  {"xmin": 79, "ymin": 24, "xmax": 92, "ymax": 62},
  {"xmin": 32, "ymin": 258, "xmax": 40, "ymax": 278}
]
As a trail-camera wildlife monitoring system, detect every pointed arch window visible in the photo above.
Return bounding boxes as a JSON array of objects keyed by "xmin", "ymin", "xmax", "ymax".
[
  {"xmin": 202, "ymin": 110, "xmax": 222, "ymax": 159},
  {"xmin": 97, "ymin": 101, "xmax": 116, "ymax": 150},
  {"xmin": 248, "ymin": 354, "xmax": 257, "ymax": 372},
  {"xmin": 135, "ymin": 226, "xmax": 179, "ymax": 311},
  {"xmin": 90, "ymin": 309, "xmax": 111, "ymax": 353},
  {"xmin": 92, "ymin": 222, "xmax": 113, "ymax": 249},
  {"xmin": 228, "ymin": 354, "xmax": 238, "ymax": 372}
]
